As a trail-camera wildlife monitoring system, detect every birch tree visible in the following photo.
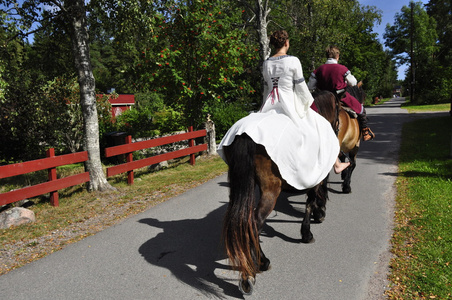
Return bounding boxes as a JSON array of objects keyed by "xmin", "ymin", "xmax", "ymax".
[
  {"xmin": 239, "ymin": 0, "xmax": 271, "ymax": 65},
  {"xmin": 2, "ymin": 0, "xmax": 114, "ymax": 191},
  {"xmin": 67, "ymin": 0, "xmax": 113, "ymax": 191}
]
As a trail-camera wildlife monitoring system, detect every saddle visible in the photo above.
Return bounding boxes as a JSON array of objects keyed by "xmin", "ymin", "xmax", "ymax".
[
  {"xmin": 341, "ymin": 105, "xmax": 358, "ymax": 119},
  {"xmin": 335, "ymin": 89, "xmax": 358, "ymax": 119}
]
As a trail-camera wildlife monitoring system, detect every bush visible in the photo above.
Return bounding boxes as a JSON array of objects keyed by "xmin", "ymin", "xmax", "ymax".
[
  {"xmin": 0, "ymin": 75, "xmax": 115, "ymax": 163},
  {"xmin": 209, "ymin": 101, "xmax": 250, "ymax": 140},
  {"xmin": 113, "ymin": 92, "xmax": 185, "ymax": 138},
  {"xmin": 0, "ymin": 75, "xmax": 114, "ymax": 163}
]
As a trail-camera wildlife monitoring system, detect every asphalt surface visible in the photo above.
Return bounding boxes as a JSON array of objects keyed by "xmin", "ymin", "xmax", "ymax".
[{"xmin": 0, "ymin": 98, "xmax": 410, "ymax": 299}]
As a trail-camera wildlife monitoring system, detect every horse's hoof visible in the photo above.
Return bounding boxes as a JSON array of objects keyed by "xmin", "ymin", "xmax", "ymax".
[
  {"xmin": 260, "ymin": 259, "xmax": 271, "ymax": 272},
  {"xmin": 314, "ymin": 216, "xmax": 325, "ymax": 223},
  {"xmin": 301, "ymin": 234, "xmax": 315, "ymax": 244},
  {"xmin": 313, "ymin": 208, "xmax": 326, "ymax": 223},
  {"xmin": 238, "ymin": 276, "xmax": 255, "ymax": 295},
  {"xmin": 342, "ymin": 186, "xmax": 352, "ymax": 194}
]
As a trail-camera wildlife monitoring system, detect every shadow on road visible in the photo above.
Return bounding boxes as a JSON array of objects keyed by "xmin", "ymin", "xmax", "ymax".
[
  {"xmin": 137, "ymin": 185, "xmax": 318, "ymax": 298},
  {"xmin": 261, "ymin": 191, "xmax": 307, "ymax": 244},
  {"xmin": 138, "ymin": 203, "xmax": 245, "ymax": 299}
]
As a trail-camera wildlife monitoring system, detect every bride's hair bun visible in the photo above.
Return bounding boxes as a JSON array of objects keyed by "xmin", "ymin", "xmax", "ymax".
[{"xmin": 270, "ymin": 30, "xmax": 288, "ymax": 49}]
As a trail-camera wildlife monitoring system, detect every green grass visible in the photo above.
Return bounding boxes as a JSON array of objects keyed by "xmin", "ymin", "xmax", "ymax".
[
  {"xmin": 387, "ymin": 115, "xmax": 452, "ymax": 299},
  {"xmin": 402, "ymin": 103, "xmax": 451, "ymax": 113}
]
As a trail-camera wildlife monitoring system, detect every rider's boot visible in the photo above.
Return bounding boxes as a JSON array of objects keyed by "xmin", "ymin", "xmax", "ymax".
[{"xmin": 357, "ymin": 108, "xmax": 375, "ymax": 141}]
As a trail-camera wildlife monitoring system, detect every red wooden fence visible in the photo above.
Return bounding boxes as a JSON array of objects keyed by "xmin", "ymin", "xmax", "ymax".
[
  {"xmin": 0, "ymin": 127, "xmax": 207, "ymax": 206},
  {"xmin": 105, "ymin": 126, "xmax": 207, "ymax": 185},
  {"xmin": 0, "ymin": 149, "xmax": 89, "ymax": 207}
]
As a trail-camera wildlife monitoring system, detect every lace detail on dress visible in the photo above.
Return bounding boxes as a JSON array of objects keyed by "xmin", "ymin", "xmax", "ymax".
[{"xmin": 268, "ymin": 77, "xmax": 280, "ymax": 105}]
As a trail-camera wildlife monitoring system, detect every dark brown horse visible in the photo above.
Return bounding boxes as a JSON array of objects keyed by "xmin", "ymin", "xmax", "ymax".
[
  {"xmin": 313, "ymin": 84, "xmax": 364, "ymax": 193},
  {"xmin": 221, "ymin": 94, "xmax": 338, "ymax": 295}
]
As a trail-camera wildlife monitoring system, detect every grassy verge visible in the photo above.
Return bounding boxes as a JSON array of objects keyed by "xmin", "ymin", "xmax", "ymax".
[
  {"xmin": 402, "ymin": 103, "xmax": 451, "ymax": 113},
  {"xmin": 0, "ymin": 155, "xmax": 227, "ymax": 275},
  {"xmin": 387, "ymin": 112, "xmax": 452, "ymax": 299}
]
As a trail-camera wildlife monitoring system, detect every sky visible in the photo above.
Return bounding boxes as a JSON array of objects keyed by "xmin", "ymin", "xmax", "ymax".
[{"xmin": 360, "ymin": 0, "xmax": 429, "ymax": 80}]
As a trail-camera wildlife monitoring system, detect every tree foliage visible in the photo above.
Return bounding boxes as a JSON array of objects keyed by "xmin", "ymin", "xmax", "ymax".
[
  {"xmin": 384, "ymin": 1, "xmax": 437, "ymax": 65},
  {"xmin": 0, "ymin": 0, "xmax": 115, "ymax": 191},
  {"xmin": 425, "ymin": 0, "xmax": 452, "ymax": 104},
  {"xmin": 384, "ymin": 1, "xmax": 443, "ymax": 104},
  {"xmin": 132, "ymin": 0, "xmax": 259, "ymax": 126},
  {"xmin": 0, "ymin": 0, "xmax": 404, "ymax": 166},
  {"xmin": 267, "ymin": 0, "xmax": 391, "ymax": 98}
]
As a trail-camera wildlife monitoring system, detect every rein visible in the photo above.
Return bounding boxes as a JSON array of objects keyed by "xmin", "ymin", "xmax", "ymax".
[{"xmin": 333, "ymin": 94, "xmax": 341, "ymax": 136}]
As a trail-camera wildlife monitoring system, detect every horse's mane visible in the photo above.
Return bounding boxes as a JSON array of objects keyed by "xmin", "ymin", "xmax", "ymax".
[
  {"xmin": 346, "ymin": 85, "xmax": 366, "ymax": 104},
  {"xmin": 313, "ymin": 90, "xmax": 339, "ymax": 119},
  {"xmin": 312, "ymin": 90, "xmax": 339, "ymax": 132}
]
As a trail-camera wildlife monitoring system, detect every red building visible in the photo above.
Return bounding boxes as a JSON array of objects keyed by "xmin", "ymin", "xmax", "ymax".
[{"xmin": 98, "ymin": 94, "xmax": 135, "ymax": 119}]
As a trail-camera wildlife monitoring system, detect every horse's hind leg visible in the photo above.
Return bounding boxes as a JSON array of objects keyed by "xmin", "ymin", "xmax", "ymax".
[
  {"xmin": 254, "ymin": 151, "xmax": 282, "ymax": 272},
  {"xmin": 341, "ymin": 151, "xmax": 357, "ymax": 194},
  {"xmin": 301, "ymin": 179, "xmax": 328, "ymax": 243},
  {"xmin": 301, "ymin": 188, "xmax": 316, "ymax": 243},
  {"xmin": 254, "ymin": 191, "xmax": 278, "ymax": 272},
  {"xmin": 312, "ymin": 175, "xmax": 328, "ymax": 223},
  {"xmin": 254, "ymin": 185, "xmax": 280, "ymax": 272},
  {"xmin": 238, "ymin": 152, "xmax": 280, "ymax": 295}
]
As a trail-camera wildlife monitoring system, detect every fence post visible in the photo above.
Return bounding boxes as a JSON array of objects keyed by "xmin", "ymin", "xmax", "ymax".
[
  {"xmin": 205, "ymin": 114, "xmax": 217, "ymax": 155},
  {"xmin": 126, "ymin": 135, "xmax": 134, "ymax": 185},
  {"xmin": 188, "ymin": 126, "xmax": 195, "ymax": 165},
  {"xmin": 46, "ymin": 148, "xmax": 59, "ymax": 206}
]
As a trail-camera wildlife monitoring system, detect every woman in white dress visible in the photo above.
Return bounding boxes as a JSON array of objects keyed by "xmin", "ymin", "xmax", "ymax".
[{"xmin": 218, "ymin": 30, "xmax": 349, "ymax": 190}]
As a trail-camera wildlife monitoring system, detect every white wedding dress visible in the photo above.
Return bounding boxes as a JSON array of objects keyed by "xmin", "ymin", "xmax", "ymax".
[{"xmin": 217, "ymin": 55, "xmax": 339, "ymax": 190}]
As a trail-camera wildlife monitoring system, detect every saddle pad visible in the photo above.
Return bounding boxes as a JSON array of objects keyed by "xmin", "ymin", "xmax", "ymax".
[{"xmin": 341, "ymin": 106, "xmax": 358, "ymax": 118}]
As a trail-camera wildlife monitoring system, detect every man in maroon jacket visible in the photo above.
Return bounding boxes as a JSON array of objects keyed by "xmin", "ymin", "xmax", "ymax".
[{"xmin": 308, "ymin": 45, "xmax": 375, "ymax": 141}]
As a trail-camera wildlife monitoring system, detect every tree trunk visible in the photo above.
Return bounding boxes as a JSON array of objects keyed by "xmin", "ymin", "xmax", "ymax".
[
  {"xmin": 205, "ymin": 114, "xmax": 217, "ymax": 156},
  {"xmin": 255, "ymin": 0, "xmax": 270, "ymax": 65},
  {"xmin": 69, "ymin": 0, "xmax": 114, "ymax": 191}
]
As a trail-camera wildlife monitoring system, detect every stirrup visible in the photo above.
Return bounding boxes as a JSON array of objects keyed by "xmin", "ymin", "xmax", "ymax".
[{"xmin": 362, "ymin": 128, "xmax": 375, "ymax": 141}]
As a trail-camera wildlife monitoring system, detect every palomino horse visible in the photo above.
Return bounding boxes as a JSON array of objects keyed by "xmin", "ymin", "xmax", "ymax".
[
  {"xmin": 221, "ymin": 95, "xmax": 338, "ymax": 295},
  {"xmin": 313, "ymin": 84, "xmax": 364, "ymax": 193}
]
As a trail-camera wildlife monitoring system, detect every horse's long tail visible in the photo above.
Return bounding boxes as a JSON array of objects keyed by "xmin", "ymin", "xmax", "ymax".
[{"xmin": 222, "ymin": 134, "xmax": 260, "ymax": 279}]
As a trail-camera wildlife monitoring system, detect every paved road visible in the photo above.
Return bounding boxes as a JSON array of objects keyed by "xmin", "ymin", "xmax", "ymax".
[{"xmin": 0, "ymin": 98, "xmax": 409, "ymax": 299}]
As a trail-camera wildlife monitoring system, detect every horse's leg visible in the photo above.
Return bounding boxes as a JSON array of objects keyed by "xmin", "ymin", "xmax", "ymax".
[
  {"xmin": 301, "ymin": 186, "xmax": 317, "ymax": 243},
  {"xmin": 312, "ymin": 175, "xmax": 329, "ymax": 223},
  {"xmin": 237, "ymin": 151, "xmax": 281, "ymax": 295},
  {"xmin": 254, "ymin": 150, "xmax": 282, "ymax": 272},
  {"xmin": 338, "ymin": 114, "xmax": 360, "ymax": 194},
  {"xmin": 341, "ymin": 147, "xmax": 358, "ymax": 193},
  {"xmin": 301, "ymin": 178, "xmax": 329, "ymax": 243},
  {"xmin": 254, "ymin": 188, "xmax": 278, "ymax": 272},
  {"xmin": 339, "ymin": 153, "xmax": 353, "ymax": 194}
]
